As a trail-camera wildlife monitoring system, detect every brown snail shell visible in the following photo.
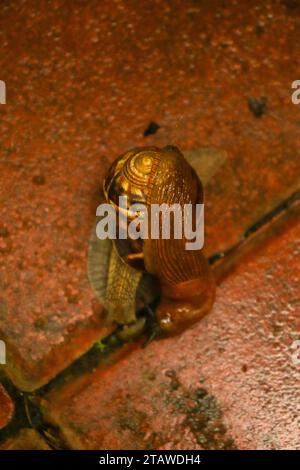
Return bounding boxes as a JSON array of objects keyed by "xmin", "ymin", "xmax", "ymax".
[
  {"xmin": 88, "ymin": 146, "xmax": 222, "ymax": 335},
  {"xmin": 103, "ymin": 147, "xmax": 160, "ymax": 271}
]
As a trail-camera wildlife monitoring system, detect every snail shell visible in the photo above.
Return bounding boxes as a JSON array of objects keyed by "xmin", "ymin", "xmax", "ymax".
[
  {"xmin": 88, "ymin": 145, "xmax": 217, "ymax": 335},
  {"xmin": 103, "ymin": 147, "xmax": 160, "ymax": 271}
]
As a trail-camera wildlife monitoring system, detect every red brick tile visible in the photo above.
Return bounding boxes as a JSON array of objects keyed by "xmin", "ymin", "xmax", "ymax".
[
  {"xmin": 37, "ymin": 218, "xmax": 300, "ymax": 449},
  {"xmin": 1, "ymin": 0, "xmax": 300, "ymax": 390},
  {"xmin": 0, "ymin": 383, "xmax": 14, "ymax": 430},
  {"xmin": 0, "ymin": 429, "xmax": 50, "ymax": 450}
]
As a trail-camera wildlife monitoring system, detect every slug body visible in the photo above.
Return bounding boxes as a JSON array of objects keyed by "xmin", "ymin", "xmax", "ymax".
[{"xmin": 100, "ymin": 145, "xmax": 215, "ymax": 335}]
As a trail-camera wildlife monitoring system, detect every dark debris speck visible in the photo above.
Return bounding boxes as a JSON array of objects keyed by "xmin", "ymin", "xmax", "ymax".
[
  {"xmin": 255, "ymin": 23, "xmax": 265, "ymax": 36},
  {"xmin": 0, "ymin": 227, "xmax": 9, "ymax": 238},
  {"xmin": 143, "ymin": 121, "xmax": 160, "ymax": 136},
  {"xmin": 248, "ymin": 97, "xmax": 267, "ymax": 118},
  {"xmin": 32, "ymin": 175, "xmax": 46, "ymax": 185}
]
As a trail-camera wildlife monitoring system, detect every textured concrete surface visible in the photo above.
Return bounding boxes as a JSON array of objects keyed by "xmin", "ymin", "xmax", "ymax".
[
  {"xmin": 0, "ymin": 0, "xmax": 299, "ymax": 449},
  {"xmin": 1, "ymin": 0, "xmax": 300, "ymax": 391},
  {"xmin": 0, "ymin": 383, "xmax": 14, "ymax": 430},
  {"xmin": 37, "ymin": 218, "xmax": 300, "ymax": 450}
]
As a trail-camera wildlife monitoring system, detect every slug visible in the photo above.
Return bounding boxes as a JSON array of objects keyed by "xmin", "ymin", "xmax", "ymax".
[{"xmin": 88, "ymin": 145, "xmax": 218, "ymax": 336}]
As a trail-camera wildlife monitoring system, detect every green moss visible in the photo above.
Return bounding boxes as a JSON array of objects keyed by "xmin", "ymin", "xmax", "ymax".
[{"xmin": 94, "ymin": 339, "xmax": 108, "ymax": 353}]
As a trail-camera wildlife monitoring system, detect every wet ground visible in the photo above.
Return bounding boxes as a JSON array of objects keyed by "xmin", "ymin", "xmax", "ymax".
[{"xmin": 0, "ymin": 0, "xmax": 300, "ymax": 450}]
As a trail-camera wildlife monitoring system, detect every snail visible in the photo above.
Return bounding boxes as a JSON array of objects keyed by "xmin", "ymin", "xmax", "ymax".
[{"xmin": 88, "ymin": 145, "xmax": 217, "ymax": 336}]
